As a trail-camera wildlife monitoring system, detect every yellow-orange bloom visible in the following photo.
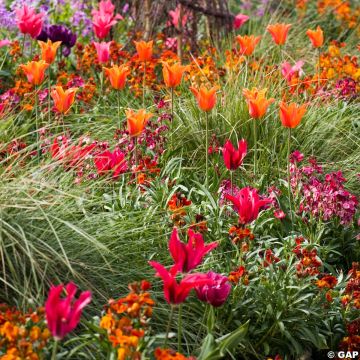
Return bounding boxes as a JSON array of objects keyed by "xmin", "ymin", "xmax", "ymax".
[
  {"xmin": 38, "ymin": 39, "xmax": 62, "ymax": 64},
  {"xmin": 162, "ymin": 62, "xmax": 188, "ymax": 88},
  {"xmin": 235, "ymin": 35, "xmax": 261, "ymax": 56},
  {"xmin": 189, "ymin": 85, "xmax": 219, "ymax": 112},
  {"xmin": 134, "ymin": 40, "xmax": 153, "ymax": 62},
  {"xmin": 126, "ymin": 108, "xmax": 153, "ymax": 137},
  {"xmin": 267, "ymin": 23, "xmax": 292, "ymax": 45},
  {"xmin": 51, "ymin": 85, "xmax": 78, "ymax": 114},
  {"xmin": 306, "ymin": 26, "xmax": 324, "ymax": 48},
  {"xmin": 279, "ymin": 101, "xmax": 307, "ymax": 128},
  {"xmin": 20, "ymin": 60, "xmax": 49, "ymax": 85},
  {"xmin": 104, "ymin": 64, "xmax": 129, "ymax": 90},
  {"xmin": 242, "ymin": 87, "xmax": 274, "ymax": 119}
]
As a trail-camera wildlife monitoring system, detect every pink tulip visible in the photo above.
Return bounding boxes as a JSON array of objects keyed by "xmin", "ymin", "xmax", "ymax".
[
  {"xmin": 0, "ymin": 39, "xmax": 11, "ymax": 48},
  {"xmin": 16, "ymin": 5, "xmax": 44, "ymax": 39},
  {"xmin": 168, "ymin": 5, "xmax": 188, "ymax": 29},
  {"xmin": 149, "ymin": 261, "xmax": 212, "ymax": 304},
  {"xmin": 45, "ymin": 282, "xmax": 91, "ymax": 340},
  {"xmin": 222, "ymin": 139, "xmax": 247, "ymax": 171},
  {"xmin": 94, "ymin": 149, "xmax": 128, "ymax": 178},
  {"xmin": 195, "ymin": 272, "xmax": 231, "ymax": 307},
  {"xmin": 93, "ymin": 41, "xmax": 111, "ymax": 63},
  {"xmin": 169, "ymin": 227, "xmax": 218, "ymax": 273},
  {"xmin": 225, "ymin": 187, "xmax": 272, "ymax": 224},
  {"xmin": 233, "ymin": 13, "xmax": 249, "ymax": 30},
  {"xmin": 92, "ymin": 0, "xmax": 122, "ymax": 39},
  {"xmin": 281, "ymin": 60, "xmax": 304, "ymax": 83}
]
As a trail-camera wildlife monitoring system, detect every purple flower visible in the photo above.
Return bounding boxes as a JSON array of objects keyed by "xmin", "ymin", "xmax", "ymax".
[{"xmin": 195, "ymin": 272, "xmax": 231, "ymax": 307}]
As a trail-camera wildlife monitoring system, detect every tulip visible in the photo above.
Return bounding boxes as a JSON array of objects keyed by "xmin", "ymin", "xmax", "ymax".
[
  {"xmin": 169, "ymin": 5, "xmax": 189, "ymax": 29},
  {"xmin": 195, "ymin": 272, "xmax": 231, "ymax": 307},
  {"xmin": 38, "ymin": 39, "xmax": 62, "ymax": 64},
  {"xmin": 93, "ymin": 41, "xmax": 111, "ymax": 64},
  {"xmin": 134, "ymin": 40, "xmax": 153, "ymax": 62},
  {"xmin": 281, "ymin": 60, "xmax": 304, "ymax": 83},
  {"xmin": 233, "ymin": 13, "xmax": 249, "ymax": 30},
  {"xmin": 242, "ymin": 88, "xmax": 275, "ymax": 119},
  {"xmin": 149, "ymin": 261, "xmax": 212, "ymax": 304},
  {"xmin": 162, "ymin": 62, "xmax": 188, "ymax": 89},
  {"xmin": 51, "ymin": 86, "xmax": 78, "ymax": 114},
  {"xmin": 94, "ymin": 149, "xmax": 128, "ymax": 178},
  {"xmin": 306, "ymin": 26, "xmax": 324, "ymax": 48},
  {"xmin": 168, "ymin": 227, "xmax": 218, "ymax": 273},
  {"xmin": 125, "ymin": 108, "xmax": 153, "ymax": 137},
  {"xmin": 222, "ymin": 139, "xmax": 247, "ymax": 171},
  {"xmin": 225, "ymin": 187, "xmax": 272, "ymax": 224},
  {"xmin": 190, "ymin": 85, "xmax": 219, "ymax": 187},
  {"xmin": 103, "ymin": 64, "xmax": 129, "ymax": 90},
  {"xmin": 0, "ymin": 39, "xmax": 11, "ymax": 48},
  {"xmin": 279, "ymin": 102, "xmax": 307, "ymax": 129},
  {"xmin": 16, "ymin": 5, "xmax": 44, "ymax": 39},
  {"xmin": 235, "ymin": 35, "xmax": 261, "ymax": 56},
  {"xmin": 20, "ymin": 60, "xmax": 48, "ymax": 85},
  {"xmin": 267, "ymin": 23, "xmax": 292, "ymax": 45},
  {"xmin": 45, "ymin": 282, "xmax": 91, "ymax": 340}
]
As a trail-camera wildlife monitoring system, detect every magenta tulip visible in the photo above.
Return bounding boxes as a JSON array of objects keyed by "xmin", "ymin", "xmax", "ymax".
[
  {"xmin": 16, "ymin": 5, "xmax": 44, "ymax": 39},
  {"xmin": 222, "ymin": 139, "xmax": 247, "ymax": 171},
  {"xmin": 233, "ymin": 13, "xmax": 249, "ymax": 30},
  {"xmin": 92, "ymin": 0, "xmax": 122, "ymax": 39},
  {"xmin": 94, "ymin": 149, "xmax": 128, "ymax": 178},
  {"xmin": 94, "ymin": 41, "xmax": 111, "ymax": 63}
]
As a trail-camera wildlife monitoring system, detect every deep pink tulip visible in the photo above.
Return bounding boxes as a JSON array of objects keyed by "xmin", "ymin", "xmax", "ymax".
[
  {"xmin": 225, "ymin": 187, "xmax": 272, "ymax": 224},
  {"xmin": 92, "ymin": 0, "xmax": 122, "ymax": 39},
  {"xmin": 195, "ymin": 272, "xmax": 231, "ymax": 307},
  {"xmin": 93, "ymin": 41, "xmax": 111, "ymax": 63},
  {"xmin": 149, "ymin": 261, "xmax": 212, "ymax": 304},
  {"xmin": 233, "ymin": 13, "xmax": 249, "ymax": 29},
  {"xmin": 281, "ymin": 60, "xmax": 304, "ymax": 83},
  {"xmin": 94, "ymin": 149, "xmax": 128, "ymax": 178},
  {"xmin": 0, "ymin": 39, "xmax": 11, "ymax": 48},
  {"xmin": 16, "ymin": 5, "xmax": 44, "ymax": 39},
  {"xmin": 168, "ymin": 5, "xmax": 188, "ymax": 29},
  {"xmin": 45, "ymin": 282, "xmax": 91, "ymax": 340},
  {"xmin": 169, "ymin": 228, "xmax": 218, "ymax": 273},
  {"xmin": 222, "ymin": 139, "xmax": 247, "ymax": 171}
]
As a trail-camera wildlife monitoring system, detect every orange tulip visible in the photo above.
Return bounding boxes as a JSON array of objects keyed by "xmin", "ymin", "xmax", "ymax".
[
  {"xmin": 267, "ymin": 23, "xmax": 292, "ymax": 45},
  {"xmin": 279, "ymin": 101, "xmax": 307, "ymax": 128},
  {"xmin": 242, "ymin": 87, "xmax": 274, "ymax": 119},
  {"xmin": 126, "ymin": 109, "xmax": 153, "ymax": 137},
  {"xmin": 306, "ymin": 26, "xmax": 324, "ymax": 48},
  {"xmin": 162, "ymin": 62, "xmax": 188, "ymax": 88},
  {"xmin": 235, "ymin": 35, "xmax": 261, "ymax": 56},
  {"xmin": 134, "ymin": 40, "xmax": 153, "ymax": 62},
  {"xmin": 38, "ymin": 39, "xmax": 62, "ymax": 64},
  {"xmin": 103, "ymin": 64, "xmax": 129, "ymax": 90},
  {"xmin": 51, "ymin": 86, "xmax": 78, "ymax": 114},
  {"xmin": 190, "ymin": 85, "xmax": 219, "ymax": 112},
  {"xmin": 20, "ymin": 60, "xmax": 49, "ymax": 85}
]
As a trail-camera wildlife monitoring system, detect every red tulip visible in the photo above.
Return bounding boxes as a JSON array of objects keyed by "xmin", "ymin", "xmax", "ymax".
[
  {"xmin": 233, "ymin": 13, "xmax": 249, "ymax": 30},
  {"xmin": 149, "ymin": 261, "xmax": 212, "ymax": 304},
  {"xmin": 168, "ymin": 227, "xmax": 218, "ymax": 273},
  {"xmin": 16, "ymin": 5, "xmax": 44, "ymax": 39},
  {"xmin": 222, "ymin": 139, "xmax": 247, "ymax": 171},
  {"xmin": 45, "ymin": 282, "xmax": 91, "ymax": 340},
  {"xmin": 94, "ymin": 149, "xmax": 128, "ymax": 178},
  {"xmin": 225, "ymin": 187, "xmax": 272, "ymax": 224}
]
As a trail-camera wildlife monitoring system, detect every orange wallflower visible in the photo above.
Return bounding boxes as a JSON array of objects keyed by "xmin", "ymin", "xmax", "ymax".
[
  {"xmin": 51, "ymin": 86, "xmax": 78, "ymax": 114},
  {"xmin": 38, "ymin": 39, "xmax": 62, "ymax": 64},
  {"xmin": 104, "ymin": 64, "xmax": 129, "ymax": 90},
  {"xmin": 242, "ymin": 87, "xmax": 274, "ymax": 119},
  {"xmin": 267, "ymin": 23, "xmax": 292, "ymax": 45},
  {"xmin": 134, "ymin": 40, "xmax": 153, "ymax": 62},
  {"xmin": 279, "ymin": 101, "xmax": 307, "ymax": 128},
  {"xmin": 189, "ymin": 85, "xmax": 218, "ymax": 112},
  {"xmin": 20, "ymin": 60, "xmax": 48, "ymax": 85},
  {"xmin": 236, "ymin": 35, "xmax": 261, "ymax": 56},
  {"xmin": 126, "ymin": 108, "xmax": 153, "ymax": 137},
  {"xmin": 162, "ymin": 62, "xmax": 188, "ymax": 88},
  {"xmin": 306, "ymin": 26, "xmax": 324, "ymax": 48}
]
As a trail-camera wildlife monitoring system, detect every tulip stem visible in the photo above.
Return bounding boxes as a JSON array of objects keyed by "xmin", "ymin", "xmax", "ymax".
[
  {"xmin": 134, "ymin": 136, "xmax": 138, "ymax": 169},
  {"xmin": 48, "ymin": 70, "xmax": 51, "ymax": 124},
  {"xmin": 51, "ymin": 339, "xmax": 58, "ymax": 360},
  {"xmin": 253, "ymin": 120, "xmax": 257, "ymax": 177},
  {"xmin": 143, "ymin": 61, "xmax": 146, "ymax": 106},
  {"xmin": 171, "ymin": 87, "xmax": 174, "ymax": 120},
  {"xmin": 35, "ymin": 86, "xmax": 39, "ymax": 161},
  {"xmin": 287, "ymin": 128, "xmax": 293, "ymax": 225},
  {"xmin": 230, "ymin": 170, "xmax": 233, "ymax": 196},
  {"xmin": 318, "ymin": 48, "xmax": 321, "ymax": 90},
  {"xmin": 117, "ymin": 90, "xmax": 121, "ymax": 128},
  {"xmin": 178, "ymin": 304, "xmax": 182, "ymax": 353},
  {"xmin": 164, "ymin": 305, "xmax": 175, "ymax": 347},
  {"xmin": 205, "ymin": 112, "xmax": 209, "ymax": 188}
]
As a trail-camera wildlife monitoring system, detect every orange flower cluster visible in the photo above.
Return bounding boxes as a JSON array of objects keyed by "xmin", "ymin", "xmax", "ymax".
[
  {"xmin": 100, "ymin": 281, "xmax": 154, "ymax": 360},
  {"xmin": 167, "ymin": 192, "xmax": 192, "ymax": 227},
  {"xmin": 293, "ymin": 237, "xmax": 322, "ymax": 277},
  {"xmin": 316, "ymin": 275, "xmax": 338, "ymax": 289},
  {"xmin": 0, "ymin": 304, "xmax": 50, "ymax": 360},
  {"xmin": 134, "ymin": 157, "xmax": 161, "ymax": 188},
  {"xmin": 154, "ymin": 348, "xmax": 196, "ymax": 360},
  {"xmin": 229, "ymin": 265, "xmax": 249, "ymax": 285},
  {"xmin": 341, "ymin": 262, "xmax": 360, "ymax": 309},
  {"xmin": 229, "ymin": 225, "xmax": 254, "ymax": 252}
]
